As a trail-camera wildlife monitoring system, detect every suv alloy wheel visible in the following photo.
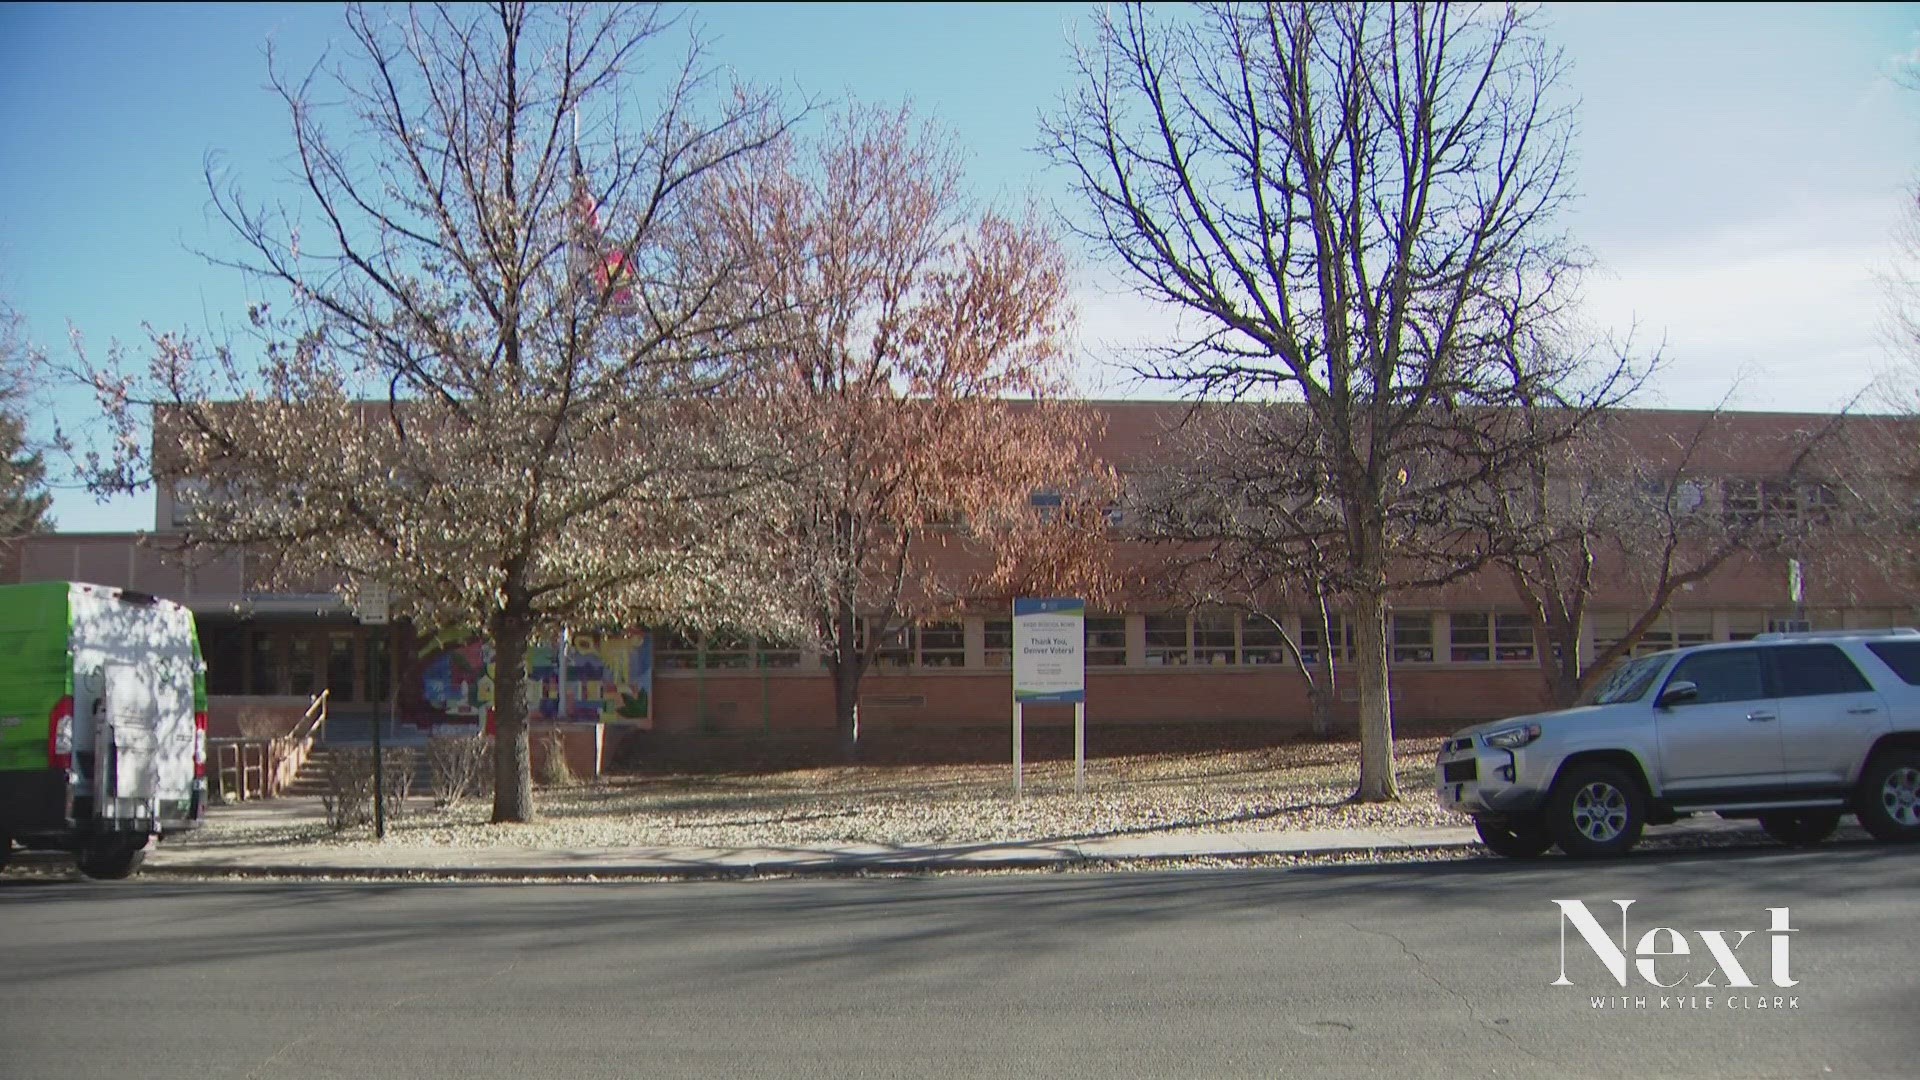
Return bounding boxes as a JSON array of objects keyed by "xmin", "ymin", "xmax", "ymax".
[
  {"xmin": 1856, "ymin": 749, "xmax": 1920, "ymax": 842},
  {"xmin": 1548, "ymin": 764, "xmax": 1645, "ymax": 858}
]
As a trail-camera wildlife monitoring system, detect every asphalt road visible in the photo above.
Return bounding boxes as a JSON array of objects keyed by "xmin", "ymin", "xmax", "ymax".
[{"xmin": 2, "ymin": 843, "xmax": 1915, "ymax": 1080}]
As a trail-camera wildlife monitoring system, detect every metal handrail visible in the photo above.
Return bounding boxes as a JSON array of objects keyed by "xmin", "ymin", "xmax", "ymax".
[{"xmin": 289, "ymin": 689, "xmax": 329, "ymax": 745}]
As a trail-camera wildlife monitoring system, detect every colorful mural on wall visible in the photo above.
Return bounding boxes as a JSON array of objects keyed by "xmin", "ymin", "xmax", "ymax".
[{"xmin": 420, "ymin": 632, "xmax": 654, "ymax": 727}]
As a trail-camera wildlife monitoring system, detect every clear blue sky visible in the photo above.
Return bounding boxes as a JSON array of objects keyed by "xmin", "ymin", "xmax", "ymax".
[{"xmin": 3, "ymin": 2, "xmax": 1918, "ymax": 532}]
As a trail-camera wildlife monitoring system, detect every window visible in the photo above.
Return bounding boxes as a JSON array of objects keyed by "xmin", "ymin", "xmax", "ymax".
[
  {"xmin": 1666, "ymin": 649, "xmax": 1766, "ymax": 705},
  {"xmin": 984, "ymin": 619, "xmax": 1013, "ymax": 668},
  {"xmin": 287, "ymin": 635, "xmax": 318, "ymax": 696},
  {"xmin": 1766, "ymin": 645, "xmax": 1871, "ymax": 697},
  {"xmin": 249, "ymin": 633, "xmax": 279, "ymax": 695},
  {"xmin": 1086, "ymin": 616, "xmax": 1127, "ymax": 666},
  {"xmin": 1029, "ymin": 489, "xmax": 1063, "ymax": 523},
  {"xmin": 1299, "ymin": 614, "xmax": 1353, "ymax": 665},
  {"xmin": 869, "ymin": 622, "xmax": 913, "ymax": 670},
  {"xmin": 1391, "ymin": 614, "xmax": 1434, "ymax": 664},
  {"xmin": 1193, "ymin": 610, "xmax": 1237, "ymax": 665},
  {"xmin": 202, "ymin": 623, "xmax": 247, "ymax": 696},
  {"xmin": 1240, "ymin": 615, "xmax": 1288, "ymax": 666},
  {"xmin": 919, "ymin": 621, "xmax": 966, "ymax": 668},
  {"xmin": 1727, "ymin": 612, "xmax": 1766, "ymax": 642},
  {"xmin": 326, "ymin": 632, "xmax": 358, "ymax": 699},
  {"xmin": 1495, "ymin": 614, "xmax": 1535, "ymax": 661},
  {"xmin": 756, "ymin": 636, "xmax": 803, "ymax": 669},
  {"xmin": 1144, "ymin": 614, "xmax": 1189, "ymax": 666},
  {"xmin": 1449, "ymin": 614, "xmax": 1490, "ymax": 662},
  {"xmin": 1867, "ymin": 641, "xmax": 1920, "ymax": 686},
  {"xmin": 705, "ymin": 633, "xmax": 752, "ymax": 670},
  {"xmin": 1721, "ymin": 479, "xmax": 1762, "ymax": 527},
  {"xmin": 656, "ymin": 628, "xmax": 699, "ymax": 670}
]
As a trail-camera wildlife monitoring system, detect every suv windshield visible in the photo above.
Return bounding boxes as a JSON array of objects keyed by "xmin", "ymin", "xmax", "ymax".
[{"xmin": 1577, "ymin": 654, "xmax": 1668, "ymax": 706}]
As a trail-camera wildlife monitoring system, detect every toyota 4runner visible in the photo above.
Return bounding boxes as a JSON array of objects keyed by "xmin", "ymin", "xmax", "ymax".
[{"xmin": 1436, "ymin": 628, "xmax": 1920, "ymax": 858}]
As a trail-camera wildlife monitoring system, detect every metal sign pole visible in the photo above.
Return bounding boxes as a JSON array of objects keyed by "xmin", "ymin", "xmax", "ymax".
[
  {"xmin": 1074, "ymin": 701, "xmax": 1085, "ymax": 795},
  {"xmin": 1013, "ymin": 699, "xmax": 1024, "ymax": 798}
]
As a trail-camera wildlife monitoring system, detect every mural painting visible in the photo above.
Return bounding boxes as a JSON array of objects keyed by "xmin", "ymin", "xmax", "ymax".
[{"xmin": 420, "ymin": 632, "xmax": 653, "ymax": 728}]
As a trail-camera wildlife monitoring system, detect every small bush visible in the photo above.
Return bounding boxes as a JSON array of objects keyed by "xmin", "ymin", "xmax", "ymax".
[
  {"xmin": 321, "ymin": 749, "xmax": 376, "ymax": 832},
  {"xmin": 537, "ymin": 730, "xmax": 576, "ymax": 788},
  {"xmin": 321, "ymin": 747, "xmax": 418, "ymax": 831},
  {"xmin": 427, "ymin": 733, "xmax": 493, "ymax": 807}
]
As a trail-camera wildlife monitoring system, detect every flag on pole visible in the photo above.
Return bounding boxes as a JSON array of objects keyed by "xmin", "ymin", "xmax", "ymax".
[{"xmin": 569, "ymin": 141, "xmax": 633, "ymax": 307}]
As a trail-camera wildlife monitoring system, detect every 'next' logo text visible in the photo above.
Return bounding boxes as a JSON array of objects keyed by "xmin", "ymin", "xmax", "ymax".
[{"xmin": 1551, "ymin": 900, "xmax": 1798, "ymax": 989}]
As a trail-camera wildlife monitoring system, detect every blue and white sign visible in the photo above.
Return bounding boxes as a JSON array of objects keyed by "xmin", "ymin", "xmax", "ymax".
[{"xmin": 1014, "ymin": 597, "xmax": 1085, "ymax": 704}]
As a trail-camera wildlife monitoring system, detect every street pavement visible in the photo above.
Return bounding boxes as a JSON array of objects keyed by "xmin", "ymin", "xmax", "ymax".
[
  {"xmin": 1, "ymin": 842, "xmax": 1914, "ymax": 1079},
  {"xmin": 116, "ymin": 796, "xmax": 1772, "ymax": 878}
]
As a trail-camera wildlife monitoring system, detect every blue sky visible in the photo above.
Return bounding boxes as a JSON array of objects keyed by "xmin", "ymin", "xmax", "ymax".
[{"xmin": 3, "ymin": 2, "xmax": 1918, "ymax": 532}]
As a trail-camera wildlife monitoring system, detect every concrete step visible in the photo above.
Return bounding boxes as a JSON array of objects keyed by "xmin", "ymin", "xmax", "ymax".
[{"xmin": 287, "ymin": 746, "xmax": 437, "ymax": 798}]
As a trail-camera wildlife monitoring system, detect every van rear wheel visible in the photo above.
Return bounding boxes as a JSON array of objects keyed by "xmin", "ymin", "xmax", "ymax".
[{"xmin": 76, "ymin": 837, "xmax": 148, "ymax": 880}]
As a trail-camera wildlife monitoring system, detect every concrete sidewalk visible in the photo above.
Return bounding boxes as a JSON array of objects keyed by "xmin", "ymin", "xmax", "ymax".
[{"xmin": 125, "ymin": 798, "xmax": 1775, "ymax": 879}]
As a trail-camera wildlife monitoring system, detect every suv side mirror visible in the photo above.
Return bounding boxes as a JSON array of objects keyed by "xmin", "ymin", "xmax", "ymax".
[{"xmin": 1658, "ymin": 681, "xmax": 1699, "ymax": 709}]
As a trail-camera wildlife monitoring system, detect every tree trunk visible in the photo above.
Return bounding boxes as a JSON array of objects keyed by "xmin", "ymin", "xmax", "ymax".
[
  {"xmin": 1350, "ymin": 589, "xmax": 1399, "ymax": 802},
  {"xmin": 490, "ymin": 609, "xmax": 536, "ymax": 823},
  {"xmin": 832, "ymin": 606, "xmax": 862, "ymax": 762},
  {"xmin": 1306, "ymin": 675, "xmax": 1336, "ymax": 738}
]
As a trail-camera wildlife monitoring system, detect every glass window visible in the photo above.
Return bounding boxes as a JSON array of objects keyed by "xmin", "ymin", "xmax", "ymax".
[
  {"xmin": 705, "ymin": 632, "xmax": 752, "ymax": 670},
  {"xmin": 326, "ymin": 632, "xmax": 358, "ymax": 700},
  {"xmin": 1240, "ymin": 615, "xmax": 1287, "ymax": 666},
  {"xmin": 1144, "ymin": 614, "xmax": 1189, "ymax": 666},
  {"xmin": 1450, "ymin": 613, "xmax": 1490, "ymax": 662},
  {"xmin": 870, "ymin": 621, "xmax": 913, "ymax": 670},
  {"xmin": 756, "ymin": 637, "xmax": 803, "ymax": 669},
  {"xmin": 1726, "ymin": 612, "xmax": 1766, "ymax": 642},
  {"xmin": 984, "ymin": 619, "xmax": 1013, "ymax": 668},
  {"xmin": 1579, "ymin": 654, "xmax": 1667, "ymax": 706},
  {"xmin": 201, "ymin": 623, "xmax": 246, "ymax": 696},
  {"xmin": 1495, "ymin": 614, "xmax": 1535, "ymax": 662},
  {"xmin": 919, "ymin": 621, "xmax": 966, "ymax": 668},
  {"xmin": 1767, "ymin": 644, "xmax": 1871, "ymax": 697},
  {"xmin": 1867, "ymin": 641, "xmax": 1920, "ymax": 686},
  {"xmin": 286, "ymin": 634, "xmax": 318, "ymax": 697},
  {"xmin": 655, "ymin": 628, "xmax": 699, "ymax": 671},
  {"xmin": 1666, "ymin": 649, "xmax": 1766, "ymax": 705},
  {"xmin": 1086, "ymin": 616, "xmax": 1128, "ymax": 666},
  {"xmin": 249, "ymin": 633, "xmax": 279, "ymax": 695},
  {"xmin": 1299, "ymin": 614, "xmax": 1352, "ymax": 665},
  {"xmin": 1193, "ymin": 610, "xmax": 1237, "ymax": 665},
  {"xmin": 1391, "ymin": 614, "xmax": 1434, "ymax": 664}
]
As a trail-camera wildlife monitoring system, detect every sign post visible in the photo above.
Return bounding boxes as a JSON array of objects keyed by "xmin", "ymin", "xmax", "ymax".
[
  {"xmin": 1013, "ymin": 598, "xmax": 1087, "ymax": 796},
  {"xmin": 354, "ymin": 581, "xmax": 391, "ymax": 840}
]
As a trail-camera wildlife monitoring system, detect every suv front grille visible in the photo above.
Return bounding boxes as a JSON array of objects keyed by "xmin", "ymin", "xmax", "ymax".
[{"xmin": 1442, "ymin": 760, "xmax": 1478, "ymax": 783}]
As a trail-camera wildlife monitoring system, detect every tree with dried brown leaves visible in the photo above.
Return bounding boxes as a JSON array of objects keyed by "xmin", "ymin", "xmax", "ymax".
[
  {"xmin": 714, "ymin": 106, "xmax": 1111, "ymax": 759},
  {"xmin": 1048, "ymin": 2, "xmax": 1636, "ymax": 800},
  {"xmin": 65, "ymin": 3, "xmax": 802, "ymax": 823}
]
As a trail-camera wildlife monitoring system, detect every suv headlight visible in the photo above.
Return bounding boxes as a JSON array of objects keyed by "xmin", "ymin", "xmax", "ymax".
[{"xmin": 1483, "ymin": 723, "xmax": 1541, "ymax": 750}]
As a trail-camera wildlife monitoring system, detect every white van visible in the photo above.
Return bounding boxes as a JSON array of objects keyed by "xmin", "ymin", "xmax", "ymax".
[{"xmin": 0, "ymin": 581, "xmax": 207, "ymax": 878}]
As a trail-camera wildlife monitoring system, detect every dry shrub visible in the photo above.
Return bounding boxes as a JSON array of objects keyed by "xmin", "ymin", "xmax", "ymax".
[
  {"xmin": 537, "ymin": 730, "xmax": 576, "ymax": 788},
  {"xmin": 236, "ymin": 709, "xmax": 296, "ymax": 740},
  {"xmin": 321, "ymin": 747, "xmax": 417, "ymax": 831},
  {"xmin": 427, "ymin": 733, "xmax": 493, "ymax": 807}
]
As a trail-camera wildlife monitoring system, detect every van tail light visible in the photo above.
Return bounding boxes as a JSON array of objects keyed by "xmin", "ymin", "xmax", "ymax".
[
  {"xmin": 193, "ymin": 710, "xmax": 208, "ymax": 779},
  {"xmin": 49, "ymin": 695, "xmax": 74, "ymax": 772}
]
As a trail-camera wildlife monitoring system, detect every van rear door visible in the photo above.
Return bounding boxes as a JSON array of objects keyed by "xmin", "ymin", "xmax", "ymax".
[{"xmin": 71, "ymin": 587, "xmax": 199, "ymax": 825}]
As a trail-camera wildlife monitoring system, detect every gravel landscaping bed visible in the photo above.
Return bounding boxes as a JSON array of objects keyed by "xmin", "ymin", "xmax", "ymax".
[{"xmin": 176, "ymin": 735, "xmax": 1458, "ymax": 852}]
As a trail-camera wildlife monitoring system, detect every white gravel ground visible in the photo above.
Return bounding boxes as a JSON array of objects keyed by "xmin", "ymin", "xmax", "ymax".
[{"xmin": 176, "ymin": 736, "xmax": 1460, "ymax": 853}]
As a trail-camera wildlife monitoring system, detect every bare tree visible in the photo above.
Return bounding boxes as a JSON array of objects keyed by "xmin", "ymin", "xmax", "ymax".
[
  {"xmin": 1491, "ymin": 405, "xmax": 1848, "ymax": 708},
  {"xmin": 1047, "ymin": 3, "xmax": 1634, "ymax": 799},
  {"xmin": 717, "ymin": 107, "xmax": 1111, "ymax": 759},
  {"xmin": 68, "ymin": 3, "xmax": 798, "ymax": 823},
  {"xmin": 1128, "ymin": 404, "xmax": 1349, "ymax": 736}
]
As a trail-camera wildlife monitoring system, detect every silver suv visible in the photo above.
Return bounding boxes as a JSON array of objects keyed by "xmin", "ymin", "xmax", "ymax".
[{"xmin": 1436, "ymin": 629, "xmax": 1920, "ymax": 858}]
